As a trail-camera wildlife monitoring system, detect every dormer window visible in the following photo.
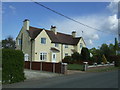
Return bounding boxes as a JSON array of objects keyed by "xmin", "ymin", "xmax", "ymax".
[{"xmin": 41, "ymin": 38, "xmax": 46, "ymax": 44}]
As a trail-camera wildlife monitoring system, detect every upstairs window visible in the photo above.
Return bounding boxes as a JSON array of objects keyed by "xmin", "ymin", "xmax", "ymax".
[
  {"xmin": 41, "ymin": 38, "xmax": 46, "ymax": 44},
  {"xmin": 80, "ymin": 43, "xmax": 83, "ymax": 48},
  {"xmin": 65, "ymin": 53, "xmax": 68, "ymax": 56},
  {"xmin": 55, "ymin": 43, "xmax": 59, "ymax": 47},
  {"xmin": 65, "ymin": 45, "xmax": 68, "ymax": 48},
  {"xmin": 18, "ymin": 39, "xmax": 22, "ymax": 45}
]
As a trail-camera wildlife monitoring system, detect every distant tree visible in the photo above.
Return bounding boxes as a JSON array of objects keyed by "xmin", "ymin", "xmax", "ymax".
[
  {"xmin": 100, "ymin": 44, "xmax": 110, "ymax": 59},
  {"xmin": 109, "ymin": 44, "xmax": 116, "ymax": 55},
  {"xmin": 81, "ymin": 47, "xmax": 90, "ymax": 61},
  {"xmin": 2, "ymin": 36, "xmax": 15, "ymax": 49},
  {"xmin": 102, "ymin": 54, "xmax": 108, "ymax": 64}
]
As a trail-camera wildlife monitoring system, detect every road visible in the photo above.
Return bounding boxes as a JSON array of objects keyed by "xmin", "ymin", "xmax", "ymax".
[{"xmin": 3, "ymin": 70, "xmax": 119, "ymax": 88}]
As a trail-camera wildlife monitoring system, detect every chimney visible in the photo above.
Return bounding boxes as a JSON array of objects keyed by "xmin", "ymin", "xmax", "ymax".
[
  {"xmin": 51, "ymin": 25, "xmax": 57, "ymax": 34},
  {"xmin": 23, "ymin": 19, "xmax": 29, "ymax": 30},
  {"xmin": 72, "ymin": 31, "xmax": 76, "ymax": 37}
]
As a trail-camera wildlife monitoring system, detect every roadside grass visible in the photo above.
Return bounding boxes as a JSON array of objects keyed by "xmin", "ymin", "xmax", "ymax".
[
  {"xmin": 87, "ymin": 66, "xmax": 119, "ymax": 72},
  {"xmin": 68, "ymin": 64, "xmax": 84, "ymax": 71}
]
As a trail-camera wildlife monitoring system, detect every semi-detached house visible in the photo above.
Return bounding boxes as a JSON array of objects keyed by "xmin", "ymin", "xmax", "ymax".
[{"xmin": 16, "ymin": 19, "xmax": 86, "ymax": 63}]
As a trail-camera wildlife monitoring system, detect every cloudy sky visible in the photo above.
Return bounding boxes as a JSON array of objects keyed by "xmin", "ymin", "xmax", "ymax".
[{"xmin": 2, "ymin": 1, "xmax": 118, "ymax": 49}]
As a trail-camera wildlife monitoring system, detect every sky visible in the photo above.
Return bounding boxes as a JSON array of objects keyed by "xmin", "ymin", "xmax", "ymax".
[{"xmin": 2, "ymin": 1, "xmax": 118, "ymax": 49}]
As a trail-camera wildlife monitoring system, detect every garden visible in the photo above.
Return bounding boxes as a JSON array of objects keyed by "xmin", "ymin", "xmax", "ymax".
[{"xmin": 62, "ymin": 40, "xmax": 120, "ymax": 71}]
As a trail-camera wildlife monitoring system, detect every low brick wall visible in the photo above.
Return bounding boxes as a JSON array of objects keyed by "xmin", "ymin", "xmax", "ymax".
[
  {"xmin": 87, "ymin": 64, "xmax": 114, "ymax": 70},
  {"xmin": 24, "ymin": 61, "xmax": 67, "ymax": 74}
]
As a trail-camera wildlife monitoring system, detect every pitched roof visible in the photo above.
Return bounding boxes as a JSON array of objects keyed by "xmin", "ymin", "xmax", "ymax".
[{"xmin": 27, "ymin": 26, "xmax": 81, "ymax": 45}]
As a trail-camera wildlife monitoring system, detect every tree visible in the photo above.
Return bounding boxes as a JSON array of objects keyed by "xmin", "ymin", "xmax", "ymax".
[
  {"xmin": 102, "ymin": 54, "xmax": 108, "ymax": 64},
  {"xmin": 100, "ymin": 44, "xmax": 110, "ymax": 59},
  {"xmin": 81, "ymin": 47, "xmax": 90, "ymax": 61},
  {"xmin": 2, "ymin": 36, "xmax": 15, "ymax": 49},
  {"xmin": 71, "ymin": 52, "xmax": 80, "ymax": 61}
]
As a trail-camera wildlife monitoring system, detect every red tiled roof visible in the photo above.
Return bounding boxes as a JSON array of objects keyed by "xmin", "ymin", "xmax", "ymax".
[{"xmin": 27, "ymin": 26, "xmax": 81, "ymax": 45}]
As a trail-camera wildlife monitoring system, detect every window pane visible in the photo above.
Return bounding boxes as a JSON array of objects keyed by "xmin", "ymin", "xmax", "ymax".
[
  {"xmin": 80, "ymin": 43, "xmax": 83, "ymax": 48},
  {"xmin": 65, "ymin": 45, "xmax": 68, "ymax": 48},
  {"xmin": 41, "ymin": 38, "xmax": 46, "ymax": 44}
]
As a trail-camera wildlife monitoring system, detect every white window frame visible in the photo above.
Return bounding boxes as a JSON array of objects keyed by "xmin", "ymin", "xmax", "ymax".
[
  {"xmin": 40, "ymin": 52, "xmax": 47, "ymax": 61},
  {"xmin": 65, "ymin": 45, "xmax": 68, "ymax": 48},
  {"xmin": 80, "ymin": 43, "xmax": 83, "ymax": 48},
  {"xmin": 18, "ymin": 39, "xmax": 21, "ymax": 45},
  {"xmin": 41, "ymin": 38, "xmax": 46, "ymax": 44},
  {"xmin": 65, "ymin": 53, "xmax": 68, "ymax": 56}
]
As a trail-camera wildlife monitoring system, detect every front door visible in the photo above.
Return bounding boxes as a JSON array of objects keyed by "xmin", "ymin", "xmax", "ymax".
[{"xmin": 52, "ymin": 53, "xmax": 56, "ymax": 62}]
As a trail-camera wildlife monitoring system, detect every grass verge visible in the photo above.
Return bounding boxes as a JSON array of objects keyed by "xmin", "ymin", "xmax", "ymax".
[
  {"xmin": 87, "ymin": 66, "xmax": 119, "ymax": 72},
  {"xmin": 68, "ymin": 64, "xmax": 84, "ymax": 71}
]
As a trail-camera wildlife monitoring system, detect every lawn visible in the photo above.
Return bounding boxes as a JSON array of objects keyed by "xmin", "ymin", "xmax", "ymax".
[{"xmin": 68, "ymin": 64, "xmax": 84, "ymax": 71}]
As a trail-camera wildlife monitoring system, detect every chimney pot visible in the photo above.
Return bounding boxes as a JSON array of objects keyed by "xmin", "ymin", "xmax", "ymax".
[
  {"xmin": 23, "ymin": 19, "xmax": 30, "ymax": 30},
  {"xmin": 72, "ymin": 31, "xmax": 76, "ymax": 37},
  {"xmin": 51, "ymin": 25, "xmax": 57, "ymax": 34}
]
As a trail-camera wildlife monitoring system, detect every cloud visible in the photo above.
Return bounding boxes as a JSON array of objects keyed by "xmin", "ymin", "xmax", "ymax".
[
  {"xmin": 107, "ymin": 1, "xmax": 118, "ymax": 14},
  {"xmin": 38, "ymin": 2, "xmax": 118, "ymax": 48},
  {"xmin": 9, "ymin": 5, "xmax": 16, "ymax": 14}
]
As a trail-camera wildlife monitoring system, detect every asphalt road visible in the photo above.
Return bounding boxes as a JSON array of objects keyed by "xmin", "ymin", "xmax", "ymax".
[{"xmin": 3, "ymin": 70, "xmax": 119, "ymax": 88}]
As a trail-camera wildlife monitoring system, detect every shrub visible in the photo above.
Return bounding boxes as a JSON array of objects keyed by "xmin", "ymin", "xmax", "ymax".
[
  {"xmin": 62, "ymin": 56, "xmax": 73, "ymax": 64},
  {"xmin": 113, "ymin": 55, "xmax": 120, "ymax": 67},
  {"xmin": 2, "ymin": 49, "xmax": 25, "ymax": 84},
  {"xmin": 81, "ymin": 47, "xmax": 90, "ymax": 61},
  {"xmin": 71, "ymin": 52, "xmax": 80, "ymax": 61}
]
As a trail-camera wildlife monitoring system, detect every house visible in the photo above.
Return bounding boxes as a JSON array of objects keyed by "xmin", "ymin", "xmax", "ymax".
[{"xmin": 16, "ymin": 19, "xmax": 86, "ymax": 63}]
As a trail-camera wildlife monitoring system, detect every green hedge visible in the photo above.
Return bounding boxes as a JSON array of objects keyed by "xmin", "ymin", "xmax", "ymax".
[{"xmin": 2, "ymin": 49, "xmax": 25, "ymax": 84}]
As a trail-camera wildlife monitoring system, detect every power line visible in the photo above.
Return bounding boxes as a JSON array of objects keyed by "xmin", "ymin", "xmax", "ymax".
[{"xmin": 31, "ymin": 0, "xmax": 116, "ymax": 36}]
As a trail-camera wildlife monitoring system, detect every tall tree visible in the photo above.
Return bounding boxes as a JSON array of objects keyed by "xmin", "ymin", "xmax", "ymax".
[
  {"xmin": 2, "ymin": 36, "xmax": 15, "ymax": 49},
  {"xmin": 81, "ymin": 47, "xmax": 90, "ymax": 61}
]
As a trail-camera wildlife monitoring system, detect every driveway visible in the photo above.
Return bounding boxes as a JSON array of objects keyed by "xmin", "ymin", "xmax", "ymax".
[
  {"xmin": 3, "ymin": 70, "xmax": 118, "ymax": 88},
  {"xmin": 24, "ymin": 69, "xmax": 62, "ymax": 81}
]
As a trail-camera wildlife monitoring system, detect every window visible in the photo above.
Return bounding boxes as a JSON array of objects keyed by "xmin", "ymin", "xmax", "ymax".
[
  {"xmin": 24, "ymin": 54, "xmax": 29, "ymax": 61},
  {"xmin": 41, "ymin": 38, "xmax": 46, "ymax": 44},
  {"xmin": 80, "ymin": 43, "xmax": 83, "ymax": 48},
  {"xmin": 18, "ymin": 39, "xmax": 21, "ymax": 45},
  {"xmin": 40, "ymin": 53, "xmax": 47, "ymax": 60},
  {"xmin": 55, "ymin": 43, "xmax": 59, "ymax": 47},
  {"xmin": 65, "ymin": 53, "xmax": 68, "ymax": 56},
  {"xmin": 65, "ymin": 45, "xmax": 68, "ymax": 48}
]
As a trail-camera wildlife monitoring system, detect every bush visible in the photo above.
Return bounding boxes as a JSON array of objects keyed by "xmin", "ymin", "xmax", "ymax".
[
  {"xmin": 62, "ymin": 56, "xmax": 73, "ymax": 64},
  {"xmin": 71, "ymin": 52, "xmax": 80, "ymax": 61},
  {"xmin": 81, "ymin": 47, "xmax": 90, "ymax": 61},
  {"xmin": 113, "ymin": 55, "xmax": 120, "ymax": 67},
  {"xmin": 2, "ymin": 49, "xmax": 25, "ymax": 84}
]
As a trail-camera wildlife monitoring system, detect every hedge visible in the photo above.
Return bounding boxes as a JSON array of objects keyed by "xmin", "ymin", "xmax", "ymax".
[{"xmin": 2, "ymin": 49, "xmax": 25, "ymax": 84}]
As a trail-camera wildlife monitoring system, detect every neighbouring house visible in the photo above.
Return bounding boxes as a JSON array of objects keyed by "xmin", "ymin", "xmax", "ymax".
[{"xmin": 16, "ymin": 19, "xmax": 86, "ymax": 63}]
